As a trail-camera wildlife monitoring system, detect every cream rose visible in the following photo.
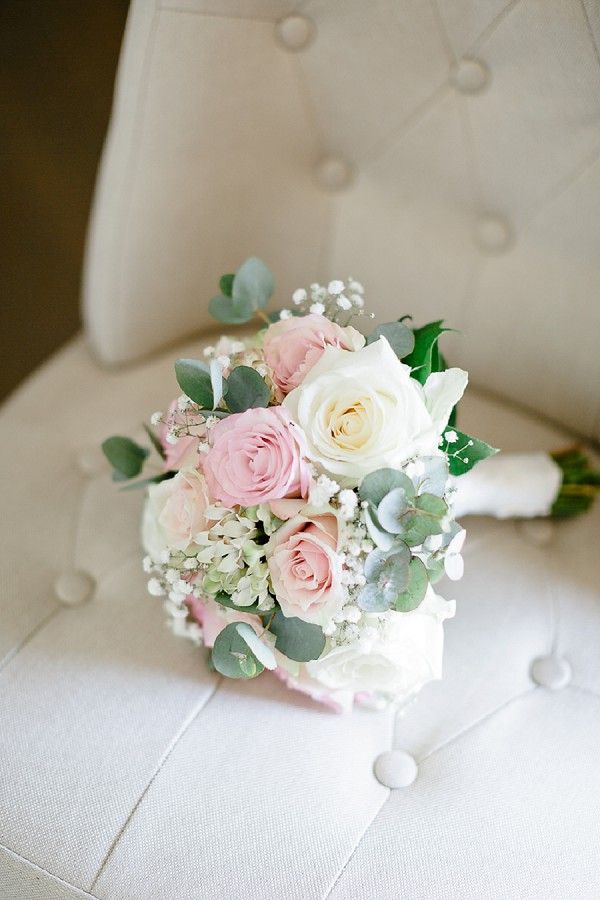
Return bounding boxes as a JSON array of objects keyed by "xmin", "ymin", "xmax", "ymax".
[
  {"xmin": 142, "ymin": 469, "xmax": 210, "ymax": 558},
  {"xmin": 306, "ymin": 586, "xmax": 455, "ymax": 700},
  {"xmin": 283, "ymin": 337, "xmax": 468, "ymax": 485}
]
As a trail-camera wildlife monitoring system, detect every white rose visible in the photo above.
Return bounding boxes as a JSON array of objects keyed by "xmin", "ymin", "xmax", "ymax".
[
  {"xmin": 283, "ymin": 337, "xmax": 468, "ymax": 485},
  {"xmin": 306, "ymin": 586, "xmax": 455, "ymax": 700},
  {"xmin": 142, "ymin": 469, "xmax": 210, "ymax": 559}
]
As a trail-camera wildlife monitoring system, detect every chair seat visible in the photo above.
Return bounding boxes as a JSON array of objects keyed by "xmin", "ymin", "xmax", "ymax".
[{"xmin": 1, "ymin": 336, "xmax": 599, "ymax": 900}]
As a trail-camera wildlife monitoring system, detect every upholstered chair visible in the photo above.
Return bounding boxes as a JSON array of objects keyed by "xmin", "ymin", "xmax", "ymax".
[{"xmin": 1, "ymin": 2, "xmax": 599, "ymax": 897}]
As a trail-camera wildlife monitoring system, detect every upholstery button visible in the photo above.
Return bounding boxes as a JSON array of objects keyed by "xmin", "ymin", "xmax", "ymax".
[
  {"xmin": 77, "ymin": 446, "xmax": 106, "ymax": 477},
  {"xmin": 531, "ymin": 655, "xmax": 571, "ymax": 690},
  {"xmin": 451, "ymin": 57, "xmax": 490, "ymax": 94},
  {"xmin": 374, "ymin": 750, "xmax": 417, "ymax": 788},
  {"xmin": 314, "ymin": 156, "xmax": 354, "ymax": 192},
  {"xmin": 517, "ymin": 519, "xmax": 556, "ymax": 546},
  {"xmin": 275, "ymin": 15, "xmax": 315, "ymax": 52},
  {"xmin": 54, "ymin": 571, "xmax": 95, "ymax": 607},
  {"xmin": 474, "ymin": 213, "xmax": 513, "ymax": 254}
]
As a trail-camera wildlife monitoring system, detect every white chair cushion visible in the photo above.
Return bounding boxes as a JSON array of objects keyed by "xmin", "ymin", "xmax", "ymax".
[
  {"xmin": 84, "ymin": 0, "xmax": 600, "ymax": 439},
  {"xmin": 1, "ymin": 337, "xmax": 599, "ymax": 898}
]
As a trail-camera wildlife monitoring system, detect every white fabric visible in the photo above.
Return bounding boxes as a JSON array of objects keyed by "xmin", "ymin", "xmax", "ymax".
[
  {"xmin": 83, "ymin": 0, "xmax": 600, "ymax": 438},
  {"xmin": 451, "ymin": 451, "xmax": 563, "ymax": 518},
  {"xmin": 0, "ymin": 336, "xmax": 599, "ymax": 898}
]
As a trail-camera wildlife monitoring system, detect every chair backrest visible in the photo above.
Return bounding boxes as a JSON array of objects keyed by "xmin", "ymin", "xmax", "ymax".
[{"xmin": 83, "ymin": 0, "xmax": 600, "ymax": 440}]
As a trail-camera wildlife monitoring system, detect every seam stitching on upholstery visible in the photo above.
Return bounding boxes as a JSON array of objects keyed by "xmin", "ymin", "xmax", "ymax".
[
  {"xmin": 0, "ymin": 606, "xmax": 61, "ymax": 675},
  {"xmin": 580, "ymin": 0, "xmax": 600, "ymax": 69},
  {"xmin": 159, "ymin": 0, "xmax": 309, "ymax": 19},
  {"xmin": 522, "ymin": 144, "xmax": 600, "ymax": 230},
  {"xmin": 470, "ymin": 0, "xmax": 523, "ymax": 53},
  {"xmin": 89, "ymin": 676, "xmax": 223, "ymax": 891},
  {"xmin": 321, "ymin": 795, "xmax": 391, "ymax": 900},
  {"xmin": 0, "ymin": 842, "xmax": 100, "ymax": 900},
  {"xmin": 114, "ymin": 0, "xmax": 161, "ymax": 358},
  {"xmin": 418, "ymin": 687, "xmax": 535, "ymax": 765}
]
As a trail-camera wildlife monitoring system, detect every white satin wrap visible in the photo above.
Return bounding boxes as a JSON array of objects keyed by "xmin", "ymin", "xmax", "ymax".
[{"xmin": 450, "ymin": 452, "xmax": 562, "ymax": 519}]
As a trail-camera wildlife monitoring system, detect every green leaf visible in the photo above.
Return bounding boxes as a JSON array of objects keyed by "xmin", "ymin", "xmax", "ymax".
[
  {"xmin": 232, "ymin": 257, "xmax": 274, "ymax": 311},
  {"xmin": 102, "ymin": 436, "xmax": 149, "ymax": 479},
  {"xmin": 415, "ymin": 493, "xmax": 448, "ymax": 518},
  {"xmin": 401, "ymin": 513, "xmax": 444, "ymax": 546},
  {"xmin": 268, "ymin": 609, "xmax": 326, "ymax": 662},
  {"xmin": 364, "ymin": 506, "xmax": 395, "ymax": 550},
  {"xmin": 392, "ymin": 557, "xmax": 429, "ymax": 612},
  {"xmin": 174, "ymin": 358, "xmax": 214, "ymax": 408},
  {"xmin": 357, "ymin": 583, "xmax": 390, "ymax": 612},
  {"xmin": 403, "ymin": 321, "xmax": 450, "ymax": 385},
  {"xmin": 209, "ymin": 293, "xmax": 255, "ymax": 325},
  {"xmin": 235, "ymin": 622, "xmax": 277, "ymax": 670},
  {"xmin": 439, "ymin": 429, "xmax": 499, "ymax": 476},
  {"xmin": 219, "ymin": 273, "xmax": 235, "ymax": 297},
  {"xmin": 119, "ymin": 471, "xmax": 176, "ymax": 491},
  {"xmin": 367, "ymin": 321, "xmax": 415, "ymax": 359},
  {"xmin": 376, "ymin": 486, "xmax": 414, "ymax": 534},
  {"xmin": 143, "ymin": 423, "xmax": 165, "ymax": 460},
  {"xmin": 211, "ymin": 622, "xmax": 265, "ymax": 679},
  {"xmin": 359, "ymin": 468, "xmax": 415, "ymax": 507},
  {"xmin": 225, "ymin": 366, "xmax": 270, "ymax": 413},
  {"xmin": 213, "ymin": 591, "xmax": 261, "ymax": 616}
]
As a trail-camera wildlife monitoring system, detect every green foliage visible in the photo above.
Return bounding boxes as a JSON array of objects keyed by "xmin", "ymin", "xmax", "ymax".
[
  {"xmin": 225, "ymin": 366, "xmax": 270, "ymax": 413},
  {"xmin": 439, "ymin": 429, "xmax": 498, "ymax": 476},
  {"xmin": 550, "ymin": 448, "xmax": 600, "ymax": 518},
  {"xmin": 143, "ymin": 423, "xmax": 165, "ymax": 460},
  {"xmin": 403, "ymin": 321, "xmax": 450, "ymax": 385},
  {"xmin": 359, "ymin": 543, "xmax": 418, "ymax": 612},
  {"xmin": 219, "ymin": 273, "xmax": 235, "ymax": 297},
  {"xmin": 392, "ymin": 557, "xmax": 428, "ymax": 611},
  {"xmin": 367, "ymin": 321, "xmax": 415, "ymax": 360},
  {"xmin": 359, "ymin": 469, "xmax": 414, "ymax": 508},
  {"xmin": 102, "ymin": 436, "xmax": 149, "ymax": 480},
  {"xmin": 213, "ymin": 591, "xmax": 262, "ymax": 615},
  {"xmin": 268, "ymin": 608, "xmax": 326, "ymax": 662},
  {"xmin": 174, "ymin": 358, "xmax": 214, "ymax": 408},
  {"xmin": 211, "ymin": 622, "xmax": 266, "ymax": 679},
  {"xmin": 210, "ymin": 258, "xmax": 275, "ymax": 325}
]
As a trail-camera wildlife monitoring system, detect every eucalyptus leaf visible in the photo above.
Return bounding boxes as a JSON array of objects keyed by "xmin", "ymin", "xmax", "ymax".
[
  {"xmin": 225, "ymin": 366, "xmax": 270, "ymax": 413},
  {"xmin": 209, "ymin": 293, "xmax": 256, "ymax": 325},
  {"xmin": 268, "ymin": 609, "xmax": 326, "ymax": 662},
  {"xmin": 219, "ymin": 273, "xmax": 235, "ymax": 297},
  {"xmin": 439, "ymin": 429, "xmax": 498, "ymax": 476},
  {"xmin": 102, "ymin": 436, "xmax": 149, "ymax": 479},
  {"xmin": 377, "ymin": 486, "xmax": 414, "ymax": 533},
  {"xmin": 416, "ymin": 456, "xmax": 448, "ymax": 497},
  {"xmin": 143, "ymin": 423, "xmax": 166, "ymax": 460},
  {"xmin": 401, "ymin": 513, "xmax": 444, "ymax": 546},
  {"xmin": 232, "ymin": 257, "xmax": 275, "ymax": 311},
  {"xmin": 392, "ymin": 557, "xmax": 429, "ymax": 612},
  {"xmin": 364, "ymin": 506, "xmax": 395, "ymax": 550},
  {"xmin": 403, "ymin": 321, "xmax": 450, "ymax": 385},
  {"xmin": 235, "ymin": 622, "xmax": 277, "ymax": 670},
  {"xmin": 359, "ymin": 469, "xmax": 415, "ymax": 507},
  {"xmin": 119, "ymin": 471, "xmax": 176, "ymax": 492},
  {"xmin": 357, "ymin": 583, "xmax": 390, "ymax": 613},
  {"xmin": 174, "ymin": 358, "xmax": 214, "ymax": 408},
  {"xmin": 367, "ymin": 321, "xmax": 415, "ymax": 359},
  {"xmin": 211, "ymin": 622, "xmax": 265, "ymax": 679},
  {"xmin": 415, "ymin": 493, "xmax": 448, "ymax": 518}
]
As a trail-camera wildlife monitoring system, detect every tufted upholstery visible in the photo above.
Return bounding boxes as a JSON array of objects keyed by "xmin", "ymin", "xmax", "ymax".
[
  {"xmin": 2, "ymin": 2, "xmax": 600, "ymax": 898},
  {"xmin": 1, "ymin": 335, "xmax": 599, "ymax": 899},
  {"xmin": 84, "ymin": 0, "xmax": 600, "ymax": 438}
]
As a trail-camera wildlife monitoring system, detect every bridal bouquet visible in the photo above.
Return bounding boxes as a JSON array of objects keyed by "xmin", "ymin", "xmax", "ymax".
[{"xmin": 102, "ymin": 258, "xmax": 596, "ymax": 711}]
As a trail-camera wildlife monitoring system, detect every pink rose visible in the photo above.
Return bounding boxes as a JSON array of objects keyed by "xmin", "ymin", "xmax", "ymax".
[
  {"xmin": 145, "ymin": 469, "xmax": 210, "ymax": 552},
  {"xmin": 159, "ymin": 400, "xmax": 205, "ymax": 470},
  {"xmin": 267, "ymin": 513, "xmax": 345, "ymax": 625},
  {"xmin": 263, "ymin": 314, "xmax": 365, "ymax": 397},
  {"xmin": 202, "ymin": 406, "xmax": 310, "ymax": 507}
]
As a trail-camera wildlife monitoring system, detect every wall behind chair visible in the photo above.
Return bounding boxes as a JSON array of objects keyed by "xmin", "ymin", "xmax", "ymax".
[{"xmin": 0, "ymin": 0, "xmax": 128, "ymax": 400}]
